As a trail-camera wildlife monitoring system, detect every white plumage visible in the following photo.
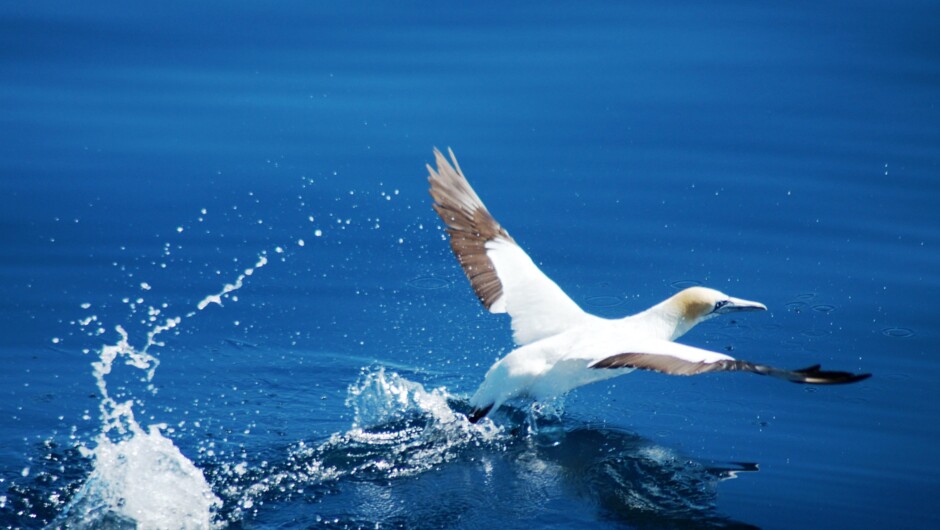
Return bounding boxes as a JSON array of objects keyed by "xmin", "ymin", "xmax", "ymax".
[{"xmin": 427, "ymin": 148, "xmax": 869, "ymax": 422}]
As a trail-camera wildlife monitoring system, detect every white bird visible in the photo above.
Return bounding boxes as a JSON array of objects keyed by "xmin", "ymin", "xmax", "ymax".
[{"xmin": 427, "ymin": 148, "xmax": 870, "ymax": 423}]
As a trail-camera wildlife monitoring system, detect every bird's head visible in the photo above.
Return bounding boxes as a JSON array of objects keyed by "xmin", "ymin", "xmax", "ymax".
[{"xmin": 666, "ymin": 286, "xmax": 767, "ymax": 339}]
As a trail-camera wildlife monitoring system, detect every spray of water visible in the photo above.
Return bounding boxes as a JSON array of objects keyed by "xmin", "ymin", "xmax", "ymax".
[
  {"xmin": 51, "ymin": 254, "xmax": 270, "ymax": 529},
  {"xmin": 214, "ymin": 367, "xmax": 505, "ymax": 523}
]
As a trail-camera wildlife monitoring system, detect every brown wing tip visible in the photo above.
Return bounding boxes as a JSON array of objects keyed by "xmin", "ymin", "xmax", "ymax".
[
  {"xmin": 428, "ymin": 146, "xmax": 458, "ymax": 179},
  {"xmin": 425, "ymin": 147, "xmax": 512, "ymax": 313}
]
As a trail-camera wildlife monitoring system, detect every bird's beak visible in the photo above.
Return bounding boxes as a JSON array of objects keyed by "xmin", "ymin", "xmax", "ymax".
[{"xmin": 718, "ymin": 297, "xmax": 768, "ymax": 314}]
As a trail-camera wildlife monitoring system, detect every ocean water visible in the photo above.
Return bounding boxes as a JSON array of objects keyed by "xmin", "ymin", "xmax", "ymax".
[{"xmin": 2, "ymin": 1, "xmax": 938, "ymax": 528}]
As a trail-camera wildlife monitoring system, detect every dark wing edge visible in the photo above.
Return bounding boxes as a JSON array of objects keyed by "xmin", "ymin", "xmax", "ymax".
[
  {"xmin": 590, "ymin": 352, "xmax": 871, "ymax": 385},
  {"xmin": 427, "ymin": 147, "xmax": 515, "ymax": 312},
  {"xmin": 467, "ymin": 403, "xmax": 494, "ymax": 423}
]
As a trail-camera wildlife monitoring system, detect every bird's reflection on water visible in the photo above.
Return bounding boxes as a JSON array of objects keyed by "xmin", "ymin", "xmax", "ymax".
[
  {"xmin": 534, "ymin": 426, "xmax": 759, "ymax": 529},
  {"xmin": 213, "ymin": 397, "xmax": 759, "ymax": 529},
  {"xmin": 29, "ymin": 369, "xmax": 758, "ymax": 529}
]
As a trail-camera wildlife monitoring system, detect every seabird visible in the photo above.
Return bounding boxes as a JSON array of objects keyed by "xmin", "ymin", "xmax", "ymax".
[{"xmin": 427, "ymin": 148, "xmax": 870, "ymax": 423}]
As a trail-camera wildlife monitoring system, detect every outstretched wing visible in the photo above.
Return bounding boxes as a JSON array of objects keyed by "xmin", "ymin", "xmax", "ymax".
[
  {"xmin": 589, "ymin": 340, "xmax": 870, "ymax": 384},
  {"xmin": 428, "ymin": 148, "xmax": 593, "ymax": 345}
]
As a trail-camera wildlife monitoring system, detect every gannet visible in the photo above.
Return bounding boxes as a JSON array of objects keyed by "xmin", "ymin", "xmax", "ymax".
[{"xmin": 427, "ymin": 148, "xmax": 870, "ymax": 423}]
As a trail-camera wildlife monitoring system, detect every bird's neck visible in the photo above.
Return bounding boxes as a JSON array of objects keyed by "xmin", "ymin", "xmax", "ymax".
[{"xmin": 627, "ymin": 298, "xmax": 701, "ymax": 341}]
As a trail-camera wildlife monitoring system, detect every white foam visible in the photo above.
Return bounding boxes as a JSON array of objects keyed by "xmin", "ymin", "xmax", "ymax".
[
  {"xmin": 347, "ymin": 367, "xmax": 463, "ymax": 430},
  {"xmin": 63, "ymin": 424, "xmax": 221, "ymax": 529}
]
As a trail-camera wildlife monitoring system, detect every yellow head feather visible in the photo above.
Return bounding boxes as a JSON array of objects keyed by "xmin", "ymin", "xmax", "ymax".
[{"xmin": 671, "ymin": 287, "xmax": 724, "ymax": 323}]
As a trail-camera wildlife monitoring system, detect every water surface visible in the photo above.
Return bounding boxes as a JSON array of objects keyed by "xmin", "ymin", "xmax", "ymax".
[{"xmin": 1, "ymin": 1, "xmax": 938, "ymax": 528}]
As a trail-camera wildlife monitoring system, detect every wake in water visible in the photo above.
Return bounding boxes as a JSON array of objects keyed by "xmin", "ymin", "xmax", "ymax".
[
  {"xmin": 210, "ymin": 367, "xmax": 505, "ymax": 524},
  {"xmin": 8, "ymin": 351, "xmax": 755, "ymax": 529},
  {"xmin": 3, "ymin": 242, "xmax": 755, "ymax": 529},
  {"xmin": 192, "ymin": 366, "xmax": 754, "ymax": 528}
]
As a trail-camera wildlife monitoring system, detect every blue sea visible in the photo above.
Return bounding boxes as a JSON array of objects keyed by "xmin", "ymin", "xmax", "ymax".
[{"xmin": 2, "ymin": 1, "xmax": 938, "ymax": 528}]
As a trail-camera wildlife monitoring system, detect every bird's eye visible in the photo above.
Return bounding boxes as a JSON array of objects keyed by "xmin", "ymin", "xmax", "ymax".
[{"xmin": 714, "ymin": 300, "xmax": 730, "ymax": 311}]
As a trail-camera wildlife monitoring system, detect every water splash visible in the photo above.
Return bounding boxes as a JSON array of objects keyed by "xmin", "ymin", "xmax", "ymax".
[
  {"xmin": 196, "ymin": 255, "xmax": 268, "ymax": 311},
  {"xmin": 52, "ymin": 424, "xmax": 220, "ymax": 529},
  {"xmin": 50, "ymin": 252, "xmax": 272, "ymax": 529},
  {"xmin": 216, "ymin": 367, "xmax": 504, "ymax": 523},
  {"xmin": 525, "ymin": 397, "xmax": 567, "ymax": 446},
  {"xmin": 347, "ymin": 367, "xmax": 464, "ymax": 429},
  {"xmin": 52, "ymin": 327, "xmax": 222, "ymax": 529}
]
